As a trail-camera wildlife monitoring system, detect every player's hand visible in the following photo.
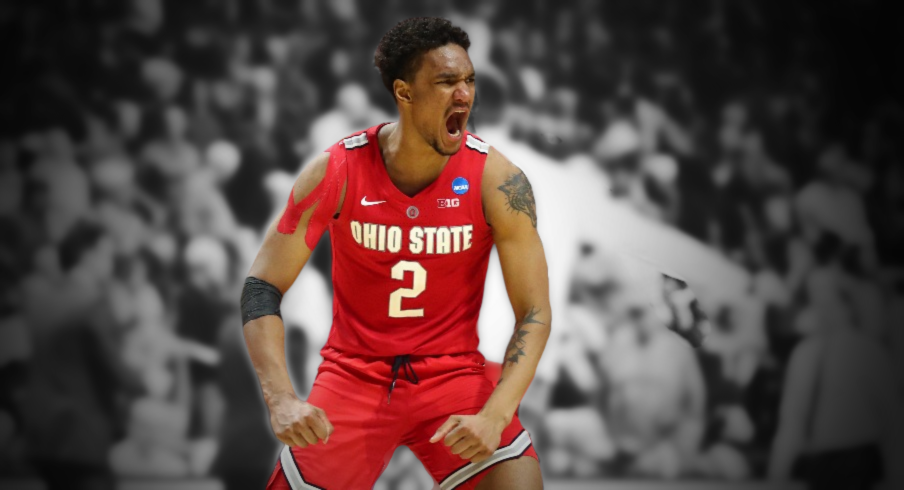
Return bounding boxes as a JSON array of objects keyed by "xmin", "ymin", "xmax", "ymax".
[
  {"xmin": 429, "ymin": 412, "xmax": 507, "ymax": 463},
  {"xmin": 267, "ymin": 393, "xmax": 333, "ymax": 448}
]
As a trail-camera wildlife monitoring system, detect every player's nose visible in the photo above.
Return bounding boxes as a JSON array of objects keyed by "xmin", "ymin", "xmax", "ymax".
[{"xmin": 452, "ymin": 81, "xmax": 472, "ymax": 104}]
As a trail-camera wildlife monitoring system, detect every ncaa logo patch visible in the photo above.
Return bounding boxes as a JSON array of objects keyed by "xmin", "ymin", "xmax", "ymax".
[{"xmin": 452, "ymin": 177, "xmax": 469, "ymax": 195}]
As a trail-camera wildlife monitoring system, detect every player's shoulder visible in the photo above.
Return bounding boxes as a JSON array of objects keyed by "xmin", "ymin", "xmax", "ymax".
[
  {"xmin": 292, "ymin": 151, "xmax": 332, "ymax": 201},
  {"xmin": 327, "ymin": 123, "xmax": 388, "ymax": 154},
  {"xmin": 476, "ymin": 132, "xmax": 541, "ymax": 229},
  {"xmin": 463, "ymin": 132, "xmax": 509, "ymax": 171},
  {"xmin": 295, "ymin": 124, "xmax": 382, "ymax": 198},
  {"xmin": 462, "ymin": 131, "xmax": 491, "ymax": 155},
  {"xmin": 470, "ymin": 131, "xmax": 522, "ymax": 189},
  {"xmin": 301, "ymin": 124, "xmax": 382, "ymax": 188}
]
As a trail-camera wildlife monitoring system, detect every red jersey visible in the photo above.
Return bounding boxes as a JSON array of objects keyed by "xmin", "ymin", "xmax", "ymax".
[{"xmin": 320, "ymin": 123, "xmax": 493, "ymax": 356}]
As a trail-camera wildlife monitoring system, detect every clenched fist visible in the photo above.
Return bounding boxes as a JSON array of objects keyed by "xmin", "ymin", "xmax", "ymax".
[
  {"xmin": 268, "ymin": 394, "xmax": 334, "ymax": 448},
  {"xmin": 430, "ymin": 413, "xmax": 507, "ymax": 463}
]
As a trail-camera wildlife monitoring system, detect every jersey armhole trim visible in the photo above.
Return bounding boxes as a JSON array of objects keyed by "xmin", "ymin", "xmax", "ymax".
[
  {"xmin": 329, "ymin": 155, "xmax": 351, "ymax": 221},
  {"xmin": 466, "ymin": 134, "xmax": 489, "ymax": 154},
  {"xmin": 303, "ymin": 150, "xmax": 348, "ymax": 249},
  {"xmin": 477, "ymin": 143, "xmax": 494, "ymax": 230},
  {"xmin": 343, "ymin": 132, "xmax": 369, "ymax": 149}
]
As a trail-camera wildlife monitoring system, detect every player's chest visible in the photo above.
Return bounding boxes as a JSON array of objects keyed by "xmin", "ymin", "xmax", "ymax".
[
  {"xmin": 340, "ymin": 205, "xmax": 482, "ymax": 257},
  {"xmin": 340, "ymin": 177, "xmax": 485, "ymax": 257}
]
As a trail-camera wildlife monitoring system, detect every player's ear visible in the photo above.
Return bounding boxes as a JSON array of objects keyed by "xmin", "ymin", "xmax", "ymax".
[{"xmin": 394, "ymin": 79, "xmax": 412, "ymax": 105}]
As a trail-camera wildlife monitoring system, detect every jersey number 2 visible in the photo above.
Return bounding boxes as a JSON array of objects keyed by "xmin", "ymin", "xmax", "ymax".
[{"xmin": 389, "ymin": 261, "xmax": 426, "ymax": 317}]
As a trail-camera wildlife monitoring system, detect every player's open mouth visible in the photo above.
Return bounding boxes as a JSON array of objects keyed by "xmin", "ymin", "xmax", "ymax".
[{"xmin": 445, "ymin": 110, "xmax": 467, "ymax": 140}]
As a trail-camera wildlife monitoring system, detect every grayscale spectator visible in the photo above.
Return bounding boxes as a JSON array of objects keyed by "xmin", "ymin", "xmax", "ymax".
[
  {"xmin": 598, "ymin": 261, "xmax": 707, "ymax": 479},
  {"xmin": 308, "ymin": 82, "xmax": 391, "ymax": 157},
  {"xmin": 768, "ymin": 234, "xmax": 904, "ymax": 490},
  {"xmin": 21, "ymin": 223, "xmax": 141, "ymax": 490}
]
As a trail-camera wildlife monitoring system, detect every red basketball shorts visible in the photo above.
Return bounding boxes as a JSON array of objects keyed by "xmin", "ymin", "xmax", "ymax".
[{"xmin": 265, "ymin": 346, "xmax": 538, "ymax": 489}]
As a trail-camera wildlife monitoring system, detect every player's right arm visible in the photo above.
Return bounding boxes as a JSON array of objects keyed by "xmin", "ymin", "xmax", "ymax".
[{"xmin": 243, "ymin": 152, "xmax": 337, "ymax": 448}]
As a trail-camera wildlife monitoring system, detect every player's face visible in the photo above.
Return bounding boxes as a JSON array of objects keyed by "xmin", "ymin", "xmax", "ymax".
[{"xmin": 408, "ymin": 44, "xmax": 475, "ymax": 156}]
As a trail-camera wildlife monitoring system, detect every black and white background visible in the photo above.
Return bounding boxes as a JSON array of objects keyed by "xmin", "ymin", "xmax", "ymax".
[{"xmin": 0, "ymin": 1, "xmax": 902, "ymax": 489}]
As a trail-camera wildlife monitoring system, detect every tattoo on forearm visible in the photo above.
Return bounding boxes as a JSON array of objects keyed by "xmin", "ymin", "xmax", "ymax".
[
  {"xmin": 504, "ymin": 306, "xmax": 545, "ymax": 366},
  {"xmin": 504, "ymin": 328, "xmax": 529, "ymax": 366},
  {"xmin": 498, "ymin": 171, "xmax": 538, "ymax": 228}
]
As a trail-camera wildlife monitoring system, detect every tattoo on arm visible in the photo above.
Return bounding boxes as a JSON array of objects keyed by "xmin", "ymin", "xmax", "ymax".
[
  {"xmin": 504, "ymin": 306, "xmax": 545, "ymax": 366},
  {"xmin": 504, "ymin": 327, "xmax": 529, "ymax": 366},
  {"xmin": 497, "ymin": 170, "xmax": 538, "ymax": 228}
]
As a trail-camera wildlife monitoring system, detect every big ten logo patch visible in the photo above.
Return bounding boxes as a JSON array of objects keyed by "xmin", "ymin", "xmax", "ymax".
[{"xmin": 437, "ymin": 198, "xmax": 460, "ymax": 208}]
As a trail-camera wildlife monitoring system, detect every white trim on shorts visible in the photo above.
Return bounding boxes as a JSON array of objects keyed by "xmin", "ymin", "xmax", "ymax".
[
  {"xmin": 280, "ymin": 445, "xmax": 325, "ymax": 490},
  {"xmin": 438, "ymin": 430, "xmax": 533, "ymax": 490}
]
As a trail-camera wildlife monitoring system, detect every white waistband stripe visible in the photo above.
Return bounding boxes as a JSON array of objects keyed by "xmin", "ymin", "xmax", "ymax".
[
  {"xmin": 439, "ymin": 431, "xmax": 532, "ymax": 490},
  {"xmin": 280, "ymin": 445, "xmax": 323, "ymax": 490}
]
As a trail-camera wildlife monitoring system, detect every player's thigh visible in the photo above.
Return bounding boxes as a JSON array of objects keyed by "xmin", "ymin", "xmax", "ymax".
[
  {"xmin": 266, "ymin": 370, "xmax": 401, "ymax": 489},
  {"xmin": 410, "ymin": 417, "xmax": 538, "ymax": 489},
  {"xmin": 475, "ymin": 456, "xmax": 542, "ymax": 490},
  {"xmin": 407, "ymin": 359, "xmax": 541, "ymax": 489}
]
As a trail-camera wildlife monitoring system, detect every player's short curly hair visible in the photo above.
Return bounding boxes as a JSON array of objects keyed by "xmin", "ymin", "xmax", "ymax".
[{"xmin": 374, "ymin": 17, "xmax": 470, "ymax": 98}]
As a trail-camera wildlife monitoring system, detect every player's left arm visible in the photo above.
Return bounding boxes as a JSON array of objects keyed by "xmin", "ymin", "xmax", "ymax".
[{"xmin": 431, "ymin": 148, "xmax": 551, "ymax": 463}]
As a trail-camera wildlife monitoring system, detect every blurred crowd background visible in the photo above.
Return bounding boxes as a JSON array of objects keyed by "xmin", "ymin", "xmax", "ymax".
[{"xmin": 1, "ymin": 0, "xmax": 902, "ymax": 489}]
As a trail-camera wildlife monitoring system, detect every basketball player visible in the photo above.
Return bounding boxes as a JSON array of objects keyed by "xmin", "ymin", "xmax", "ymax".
[{"xmin": 241, "ymin": 18, "xmax": 549, "ymax": 489}]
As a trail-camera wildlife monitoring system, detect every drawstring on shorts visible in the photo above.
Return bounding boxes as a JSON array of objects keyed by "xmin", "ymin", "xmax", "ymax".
[{"xmin": 388, "ymin": 355, "xmax": 419, "ymax": 404}]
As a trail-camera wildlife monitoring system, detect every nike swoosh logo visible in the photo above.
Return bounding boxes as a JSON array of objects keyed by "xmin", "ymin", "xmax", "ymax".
[{"xmin": 361, "ymin": 196, "xmax": 386, "ymax": 206}]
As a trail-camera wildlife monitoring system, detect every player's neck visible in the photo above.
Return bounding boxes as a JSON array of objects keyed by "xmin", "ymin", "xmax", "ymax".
[{"xmin": 378, "ymin": 122, "xmax": 451, "ymax": 195}]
